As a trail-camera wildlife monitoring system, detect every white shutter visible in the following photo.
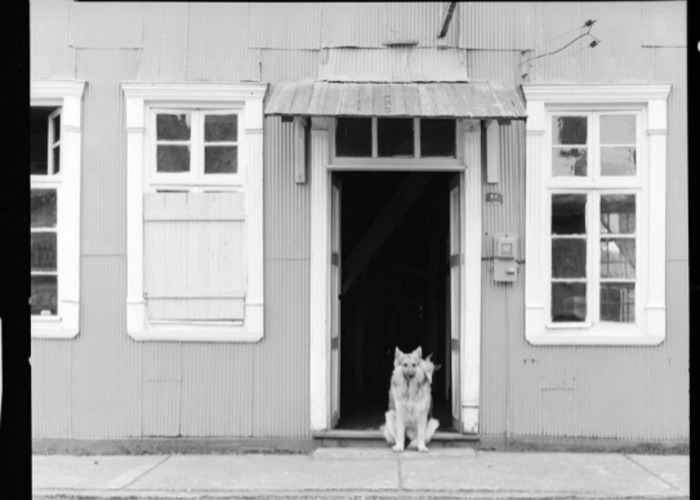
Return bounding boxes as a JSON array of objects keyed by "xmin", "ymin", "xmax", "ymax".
[{"xmin": 143, "ymin": 192, "xmax": 246, "ymax": 322}]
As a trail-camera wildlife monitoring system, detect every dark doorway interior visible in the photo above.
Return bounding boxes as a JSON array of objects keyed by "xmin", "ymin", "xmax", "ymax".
[{"xmin": 335, "ymin": 171, "xmax": 456, "ymax": 432}]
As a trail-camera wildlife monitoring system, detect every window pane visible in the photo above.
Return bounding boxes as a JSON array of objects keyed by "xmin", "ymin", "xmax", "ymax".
[
  {"xmin": 205, "ymin": 114, "xmax": 237, "ymax": 142},
  {"xmin": 601, "ymin": 195, "xmax": 635, "ymax": 234},
  {"xmin": 552, "ymin": 283, "xmax": 587, "ymax": 322},
  {"xmin": 31, "ymin": 275, "xmax": 58, "ymax": 316},
  {"xmin": 601, "ymin": 147, "xmax": 636, "ymax": 176},
  {"xmin": 552, "ymin": 147, "xmax": 587, "ymax": 176},
  {"xmin": 600, "ymin": 283, "xmax": 635, "ymax": 323},
  {"xmin": 53, "ymin": 113, "xmax": 61, "ymax": 143},
  {"xmin": 53, "ymin": 145, "xmax": 61, "ymax": 174},
  {"xmin": 31, "ymin": 232, "xmax": 57, "ymax": 272},
  {"xmin": 552, "ymin": 194, "xmax": 586, "ymax": 235},
  {"xmin": 600, "ymin": 239, "xmax": 636, "ymax": 279},
  {"xmin": 31, "ymin": 190, "xmax": 57, "ymax": 228},
  {"xmin": 204, "ymin": 146, "xmax": 238, "ymax": 174},
  {"xmin": 157, "ymin": 145, "xmax": 190, "ymax": 172},
  {"xmin": 378, "ymin": 118, "xmax": 414, "ymax": 157},
  {"xmin": 156, "ymin": 113, "xmax": 191, "ymax": 140},
  {"xmin": 336, "ymin": 117, "xmax": 372, "ymax": 157},
  {"xmin": 600, "ymin": 115, "xmax": 635, "ymax": 144},
  {"xmin": 552, "ymin": 239, "xmax": 586, "ymax": 278},
  {"xmin": 30, "ymin": 108, "xmax": 51, "ymax": 175},
  {"xmin": 553, "ymin": 116, "xmax": 587, "ymax": 145},
  {"xmin": 420, "ymin": 119, "xmax": 456, "ymax": 157}
]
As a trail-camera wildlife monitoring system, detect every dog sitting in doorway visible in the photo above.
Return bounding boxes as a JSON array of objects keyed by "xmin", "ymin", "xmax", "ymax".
[{"xmin": 380, "ymin": 347, "xmax": 440, "ymax": 452}]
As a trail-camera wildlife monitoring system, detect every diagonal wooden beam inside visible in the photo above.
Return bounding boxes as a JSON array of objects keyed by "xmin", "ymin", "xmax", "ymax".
[{"xmin": 341, "ymin": 173, "xmax": 434, "ymax": 295}]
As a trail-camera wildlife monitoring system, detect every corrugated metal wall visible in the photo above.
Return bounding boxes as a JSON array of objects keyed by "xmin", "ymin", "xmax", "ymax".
[
  {"xmin": 472, "ymin": 2, "xmax": 688, "ymax": 440},
  {"xmin": 30, "ymin": 0, "xmax": 687, "ymax": 441}
]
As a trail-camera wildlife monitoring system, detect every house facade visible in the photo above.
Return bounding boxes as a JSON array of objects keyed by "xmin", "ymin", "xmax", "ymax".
[{"xmin": 29, "ymin": 1, "xmax": 688, "ymax": 448}]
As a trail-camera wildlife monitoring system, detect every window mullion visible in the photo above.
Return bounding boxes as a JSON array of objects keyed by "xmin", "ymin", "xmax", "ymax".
[
  {"xmin": 589, "ymin": 190, "xmax": 600, "ymax": 324},
  {"xmin": 371, "ymin": 117, "xmax": 378, "ymax": 158},
  {"xmin": 193, "ymin": 111, "xmax": 203, "ymax": 183}
]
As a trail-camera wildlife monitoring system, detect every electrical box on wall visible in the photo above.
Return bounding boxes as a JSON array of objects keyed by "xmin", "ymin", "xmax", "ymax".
[{"xmin": 493, "ymin": 233, "xmax": 518, "ymax": 283}]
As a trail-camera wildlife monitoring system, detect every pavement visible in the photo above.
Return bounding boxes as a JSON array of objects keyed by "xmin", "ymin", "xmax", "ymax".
[{"xmin": 33, "ymin": 448, "xmax": 689, "ymax": 500}]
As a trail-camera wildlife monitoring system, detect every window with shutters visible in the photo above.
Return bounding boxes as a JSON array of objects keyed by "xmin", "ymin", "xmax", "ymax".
[
  {"xmin": 522, "ymin": 84, "xmax": 670, "ymax": 345},
  {"xmin": 123, "ymin": 83, "xmax": 267, "ymax": 342},
  {"xmin": 30, "ymin": 81, "xmax": 85, "ymax": 339}
]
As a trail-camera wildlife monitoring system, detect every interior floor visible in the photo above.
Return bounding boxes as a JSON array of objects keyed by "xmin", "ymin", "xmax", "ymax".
[{"xmin": 335, "ymin": 171, "xmax": 458, "ymax": 433}]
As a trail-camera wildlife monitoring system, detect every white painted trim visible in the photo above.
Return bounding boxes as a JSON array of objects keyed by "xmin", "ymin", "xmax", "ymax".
[
  {"xmin": 30, "ymin": 81, "xmax": 85, "ymax": 340},
  {"xmin": 122, "ymin": 82, "xmax": 267, "ymax": 342},
  {"xmin": 309, "ymin": 118, "xmax": 482, "ymax": 435},
  {"xmin": 309, "ymin": 119, "xmax": 332, "ymax": 431},
  {"xmin": 523, "ymin": 83, "xmax": 669, "ymax": 346},
  {"xmin": 461, "ymin": 119, "xmax": 482, "ymax": 435}
]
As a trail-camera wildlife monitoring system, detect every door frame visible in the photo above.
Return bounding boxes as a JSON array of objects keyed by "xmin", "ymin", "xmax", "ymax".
[{"xmin": 309, "ymin": 117, "xmax": 483, "ymax": 434}]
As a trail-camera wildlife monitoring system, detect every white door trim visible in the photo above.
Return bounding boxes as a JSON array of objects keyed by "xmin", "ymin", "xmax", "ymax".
[{"xmin": 309, "ymin": 118, "xmax": 482, "ymax": 434}]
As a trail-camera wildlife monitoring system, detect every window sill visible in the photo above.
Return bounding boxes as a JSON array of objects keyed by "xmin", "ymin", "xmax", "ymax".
[
  {"xmin": 527, "ymin": 323, "xmax": 664, "ymax": 346},
  {"xmin": 31, "ymin": 320, "xmax": 79, "ymax": 340},
  {"xmin": 128, "ymin": 323, "xmax": 263, "ymax": 343}
]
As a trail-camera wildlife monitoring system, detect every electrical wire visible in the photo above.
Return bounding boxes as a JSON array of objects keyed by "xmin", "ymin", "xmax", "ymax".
[{"xmin": 523, "ymin": 2, "xmax": 681, "ymax": 78}]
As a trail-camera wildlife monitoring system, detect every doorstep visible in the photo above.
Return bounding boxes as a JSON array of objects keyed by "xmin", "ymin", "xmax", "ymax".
[{"xmin": 312, "ymin": 429, "xmax": 479, "ymax": 448}]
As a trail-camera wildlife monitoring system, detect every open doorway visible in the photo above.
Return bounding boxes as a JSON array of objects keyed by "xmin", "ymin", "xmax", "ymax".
[{"xmin": 334, "ymin": 171, "xmax": 458, "ymax": 432}]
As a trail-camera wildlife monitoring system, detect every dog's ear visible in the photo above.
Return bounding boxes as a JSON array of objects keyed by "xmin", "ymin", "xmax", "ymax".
[
  {"xmin": 394, "ymin": 347, "xmax": 403, "ymax": 361},
  {"xmin": 413, "ymin": 346, "xmax": 422, "ymax": 358},
  {"xmin": 426, "ymin": 353, "xmax": 433, "ymax": 362},
  {"xmin": 434, "ymin": 363, "xmax": 442, "ymax": 372}
]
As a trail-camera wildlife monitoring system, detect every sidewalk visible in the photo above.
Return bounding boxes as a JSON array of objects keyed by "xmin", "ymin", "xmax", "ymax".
[{"xmin": 33, "ymin": 448, "xmax": 689, "ymax": 500}]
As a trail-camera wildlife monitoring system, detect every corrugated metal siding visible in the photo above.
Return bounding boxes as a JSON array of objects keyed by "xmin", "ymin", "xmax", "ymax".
[
  {"xmin": 255, "ymin": 117, "xmax": 312, "ymax": 437},
  {"xmin": 249, "ymin": 3, "xmax": 321, "ymax": 50},
  {"xmin": 77, "ymin": 49, "xmax": 136, "ymax": 256},
  {"xmin": 253, "ymin": 260, "xmax": 310, "ymax": 437},
  {"xmin": 31, "ymin": 341, "xmax": 73, "ymax": 437},
  {"xmin": 30, "ymin": 0, "xmax": 74, "ymax": 80},
  {"xmin": 264, "ymin": 118, "xmax": 311, "ymax": 260},
  {"xmin": 642, "ymin": 2, "xmax": 686, "ymax": 47},
  {"xmin": 140, "ymin": 3, "xmax": 190, "ymax": 81},
  {"xmin": 460, "ymin": 2, "xmax": 536, "ymax": 50},
  {"xmin": 68, "ymin": 1, "xmax": 144, "ymax": 49},
  {"xmin": 142, "ymin": 343, "xmax": 182, "ymax": 437},
  {"xmin": 180, "ymin": 344, "xmax": 256, "ymax": 437},
  {"xmin": 71, "ymin": 256, "xmax": 142, "ymax": 438},
  {"xmin": 320, "ymin": 2, "xmax": 448, "ymax": 49},
  {"xmin": 317, "ymin": 48, "xmax": 468, "ymax": 83},
  {"xmin": 651, "ymin": 47, "xmax": 688, "ymax": 262},
  {"xmin": 29, "ymin": 1, "xmax": 687, "ymax": 442},
  {"xmin": 260, "ymin": 49, "xmax": 319, "ymax": 83},
  {"xmin": 186, "ymin": 3, "xmax": 250, "ymax": 81}
]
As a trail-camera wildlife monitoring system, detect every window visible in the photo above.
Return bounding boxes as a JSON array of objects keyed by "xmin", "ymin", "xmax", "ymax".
[
  {"xmin": 30, "ymin": 82, "xmax": 85, "ymax": 339},
  {"xmin": 122, "ymin": 83, "xmax": 267, "ymax": 342},
  {"xmin": 333, "ymin": 117, "xmax": 458, "ymax": 162},
  {"xmin": 523, "ymin": 84, "xmax": 670, "ymax": 345}
]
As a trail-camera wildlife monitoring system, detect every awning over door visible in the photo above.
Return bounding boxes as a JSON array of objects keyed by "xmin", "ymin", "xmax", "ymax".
[{"xmin": 264, "ymin": 79, "xmax": 526, "ymax": 119}]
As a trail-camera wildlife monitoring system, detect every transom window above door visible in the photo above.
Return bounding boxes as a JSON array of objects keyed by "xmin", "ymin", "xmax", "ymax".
[{"xmin": 333, "ymin": 117, "xmax": 457, "ymax": 161}]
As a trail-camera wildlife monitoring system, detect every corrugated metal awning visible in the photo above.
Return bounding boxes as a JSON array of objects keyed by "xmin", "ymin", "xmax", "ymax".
[{"xmin": 264, "ymin": 79, "xmax": 526, "ymax": 119}]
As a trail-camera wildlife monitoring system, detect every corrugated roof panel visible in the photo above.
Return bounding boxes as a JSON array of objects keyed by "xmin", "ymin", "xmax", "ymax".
[{"xmin": 266, "ymin": 81, "xmax": 527, "ymax": 119}]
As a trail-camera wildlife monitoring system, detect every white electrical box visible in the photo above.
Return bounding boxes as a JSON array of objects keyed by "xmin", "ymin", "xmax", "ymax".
[{"xmin": 493, "ymin": 233, "xmax": 517, "ymax": 283}]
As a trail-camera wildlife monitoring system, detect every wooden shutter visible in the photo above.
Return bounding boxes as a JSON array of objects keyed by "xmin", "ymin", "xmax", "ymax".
[{"xmin": 143, "ymin": 192, "xmax": 246, "ymax": 322}]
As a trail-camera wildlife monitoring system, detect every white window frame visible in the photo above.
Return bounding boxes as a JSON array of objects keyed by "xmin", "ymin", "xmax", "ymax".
[
  {"xmin": 148, "ymin": 107, "xmax": 244, "ymax": 190},
  {"xmin": 329, "ymin": 117, "xmax": 465, "ymax": 170},
  {"xmin": 122, "ymin": 83, "xmax": 267, "ymax": 342},
  {"xmin": 523, "ymin": 83, "xmax": 670, "ymax": 346},
  {"xmin": 30, "ymin": 81, "xmax": 85, "ymax": 339}
]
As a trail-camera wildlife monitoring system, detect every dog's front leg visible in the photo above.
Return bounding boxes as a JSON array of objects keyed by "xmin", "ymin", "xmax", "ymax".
[
  {"xmin": 414, "ymin": 413, "xmax": 429, "ymax": 452},
  {"xmin": 392, "ymin": 409, "xmax": 405, "ymax": 452},
  {"xmin": 382, "ymin": 410, "xmax": 396, "ymax": 444}
]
